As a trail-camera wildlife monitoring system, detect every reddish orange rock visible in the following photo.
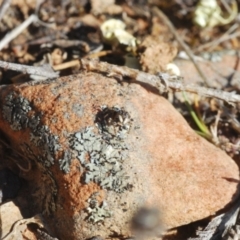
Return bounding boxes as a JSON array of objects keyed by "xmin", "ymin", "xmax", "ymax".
[{"xmin": 0, "ymin": 71, "xmax": 239, "ymax": 239}]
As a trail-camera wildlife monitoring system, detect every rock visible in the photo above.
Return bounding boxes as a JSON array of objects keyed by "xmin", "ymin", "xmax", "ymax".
[
  {"xmin": 0, "ymin": 213, "xmax": 46, "ymax": 240},
  {"xmin": 0, "ymin": 201, "xmax": 23, "ymax": 238},
  {"xmin": 174, "ymin": 54, "xmax": 240, "ymax": 89},
  {"xmin": 0, "ymin": 71, "xmax": 239, "ymax": 239}
]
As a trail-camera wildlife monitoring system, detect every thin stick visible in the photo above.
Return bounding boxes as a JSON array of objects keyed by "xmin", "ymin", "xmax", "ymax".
[
  {"xmin": 0, "ymin": 60, "xmax": 59, "ymax": 79},
  {"xmin": 220, "ymin": 0, "xmax": 234, "ymax": 15},
  {"xmin": 0, "ymin": 0, "xmax": 11, "ymax": 22},
  {"xmin": 53, "ymin": 60, "xmax": 79, "ymax": 71},
  {"xmin": 152, "ymin": 7, "xmax": 210, "ymax": 86},
  {"xmin": 53, "ymin": 51, "xmax": 113, "ymax": 71},
  {"xmin": 195, "ymin": 24, "xmax": 240, "ymax": 52},
  {"xmin": 0, "ymin": 10, "xmax": 55, "ymax": 52},
  {"xmin": 0, "ymin": 14, "xmax": 37, "ymax": 51},
  {"xmin": 79, "ymin": 58, "xmax": 240, "ymax": 103}
]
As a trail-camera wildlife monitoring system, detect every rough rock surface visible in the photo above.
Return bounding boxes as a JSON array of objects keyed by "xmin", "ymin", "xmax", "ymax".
[{"xmin": 0, "ymin": 71, "xmax": 239, "ymax": 239}]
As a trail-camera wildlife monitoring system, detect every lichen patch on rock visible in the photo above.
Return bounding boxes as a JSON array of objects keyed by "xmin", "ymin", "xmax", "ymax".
[
  {"xmin": 86, "ymin": 192, "xmax": 111, "ymax": 223},
  {"xmin": 2, "ymin": 92, "xmax": 60, "ymax": 168},
  {"xmin": 68, "ymin": 105, "xmax": 133, "ymax": 193}
]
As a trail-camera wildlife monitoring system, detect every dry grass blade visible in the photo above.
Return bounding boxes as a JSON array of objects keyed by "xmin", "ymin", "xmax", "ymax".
[{"xmin": 152, "ymin": 7, "xmax": 210, "ymax": 87}]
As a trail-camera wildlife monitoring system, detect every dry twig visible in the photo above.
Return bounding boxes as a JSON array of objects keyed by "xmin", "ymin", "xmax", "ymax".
[
  {"xmin": 79, "ymin": 58, "xmax": 240, "ymax": 103},
  {"xmin": 0, "ymin": 14, "xmax": 38, "ymax": 51},
  {"xmin": 0, "ymin": 57, "xmax": 239, "ymax": 103},
  {"xmin": 0, "ymin": 60, "xmax": 59, "ymax": 79},
  {"xmin": 188, "ymin": 199, "xmax": 240, "ymax": 240},
  {"xmin": 152, "ymin": 7, "xmax": 210, "ymax": 86},
  {"xmin": 195, "ymin": 24, "xmax": 240, "ymax": 52},
  {"xmin": 0, "ymin": 0, "xmax": 11, "ymax": 22},
  {"xmin": 0, "ymin": 0, "xmax": 55, "ymax": 51}
]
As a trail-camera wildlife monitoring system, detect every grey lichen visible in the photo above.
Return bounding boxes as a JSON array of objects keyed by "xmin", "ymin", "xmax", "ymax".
[
  {"xmin": 72, "ymin": 103, "xmax": 84, "ymax": 117},
  {"xmin": 69, "ymin": 106, "xmax": 132, "ymax": 193},
  {"xmin": 3, "ymin": 93, "xmax": 60, "ymax": 168},
  {"xmin": 31, "ymin": 126, "xmax": 60, "ymax": 167},
  {"xmin": 28, "ymin": 114, "xmax": 41, "ymax": 129},
  {"xmin": 86, "ymin": 192, "xmax": 111, "ymax": 223},
  {"xmin": 59, "ymin": 150, "xmax": 72, "ymax": 173},
  {"xmin": 2, "ymin": 93, "xmax": 61, "ymax": 214},
  {"xmin": 3, "ymin": 93, "xmax": 32, "ymax": 130}
]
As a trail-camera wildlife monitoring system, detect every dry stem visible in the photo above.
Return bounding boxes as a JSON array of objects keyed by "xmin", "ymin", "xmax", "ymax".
[
  {"xmin": 0, "ymin": 60, "xmax": 59, "ymax": 79},
  {"xmin": 79, "ymin": 58, "xmax": 240, "ymax": 104}
]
